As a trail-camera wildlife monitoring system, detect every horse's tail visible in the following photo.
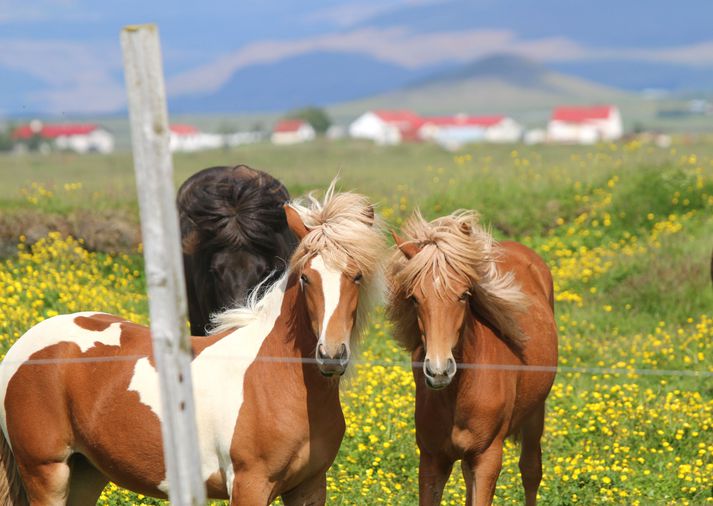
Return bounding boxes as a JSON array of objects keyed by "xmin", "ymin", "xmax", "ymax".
[{"xmin": 0, "ymin": 431, "xmax": 28, "ymax": 506}]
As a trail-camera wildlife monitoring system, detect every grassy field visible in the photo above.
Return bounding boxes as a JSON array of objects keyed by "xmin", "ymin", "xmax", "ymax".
[{"xmin": 0, "ymin": 139, "xmax": 711, "ymax": 505}]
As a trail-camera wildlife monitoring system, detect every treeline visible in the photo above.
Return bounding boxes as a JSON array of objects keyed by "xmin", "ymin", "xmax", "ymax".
[{"xmin": 0, "ymin": 126, "xmax": 13, "ymax": 152}]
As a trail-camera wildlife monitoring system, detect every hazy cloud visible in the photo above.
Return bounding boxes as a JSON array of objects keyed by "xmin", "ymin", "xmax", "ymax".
[
  {"xmin": 303, "ymin": 0, "xmax": 441, "ymax": 28},
  {"xmin": 0, "ymin": 38, "xmax": 124, "ymax": 113}
]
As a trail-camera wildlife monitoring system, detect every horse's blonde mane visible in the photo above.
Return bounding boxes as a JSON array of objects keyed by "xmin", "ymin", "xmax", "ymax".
[
  {"xmin": 387, "ymin": 210, "xmax": 528, "ymax": 351},
  {"xmin": 211, "ymin": 180, "xmax": 386, "ymax": 344}
]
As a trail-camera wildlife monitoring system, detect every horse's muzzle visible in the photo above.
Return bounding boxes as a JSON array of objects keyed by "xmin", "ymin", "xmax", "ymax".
[
  {"xmin": 423, "ymin": 357, "xmax": 457, "ymax": 390},
  {"xmin": 316, "ymin": 342, "xmax": 349, "ymax": 376}
]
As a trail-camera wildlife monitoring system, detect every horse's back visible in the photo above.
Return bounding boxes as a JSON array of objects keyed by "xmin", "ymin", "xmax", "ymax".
[{"xmin": 0, "ymin": 312, "xmax": 170, "ymax": 496}]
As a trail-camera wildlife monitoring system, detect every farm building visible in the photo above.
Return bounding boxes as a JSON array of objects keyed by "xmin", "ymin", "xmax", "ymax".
[
  {"xmin": 169, "ymin": 124, "xmax": 223, "ymax": 152},
  {"xmin": 419, "ymin": 115, "xmax": 522, "ymax": 148},
  {"xmin": 349, "ymin": 110, "xmax": 423, "ymax": 145},
  {"xmin": 547, "ymin": 105, "xmax": 623, "ymax": 144},
  {"xmin": 271, "ymin": 119, "xmax": 316, "ymax": 145},
  {"xmin": 12, "ymin": 121, "xmax": 114, "ymax": 154}
]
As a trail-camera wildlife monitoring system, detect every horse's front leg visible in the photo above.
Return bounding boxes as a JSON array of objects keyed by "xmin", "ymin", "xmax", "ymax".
[
  {"xmin": 281, "ymin": 472, "xmax": 326, "ymax": 506},
  {"xmin": 418, "ymin": 451, "xmax": 453, "ymax": 506},
  {"xmin": 462, "ymin": 438, "xmax": 504, "ymax": 506},
  {"xmin": 229, "ymin": 471, "xmax": 272, "ymax": 506}
]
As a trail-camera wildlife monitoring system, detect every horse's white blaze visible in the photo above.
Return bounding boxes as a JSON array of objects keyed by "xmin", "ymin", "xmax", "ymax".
[
  {"xmin": 126, "ymin": 274, "xmax": 288, "ymax": 496},
  {"xmin": 310, "ymin": 255, "xmax": 345, "ymax": 345},
  {"xmin": 0, "ymin": 312, "xmax": 124, "ymax": 441}
]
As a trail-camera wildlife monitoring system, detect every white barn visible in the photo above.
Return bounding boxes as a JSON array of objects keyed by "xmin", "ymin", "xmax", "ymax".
[
  {"xmin": 12, "ymin": 122, "xmax": 115, "ymax": 154},
  {"xmin": 419, "ymin": 115, "xmax": 522, "ymax": 148},
  {"xmin": 547, "ymin": 105, "xmax": 623, "ymax": 144},
  {"xmin": 169, "ymin": 124, "xmax": 224, "ymax": 152},
  {"xmin": 349, "ymin": 110, "xmax": 423, "ymax": 145},
  {"xmin": 271, "ymin": 119, "xmax": 316, "ymax": 145}
]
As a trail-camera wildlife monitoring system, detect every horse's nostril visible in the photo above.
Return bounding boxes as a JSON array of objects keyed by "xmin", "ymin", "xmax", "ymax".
[
  {"xmin": 338, "ymin": 343, "xmax": 347, "ymax": 359},
  {"xmin": 446, "ymin": 357, "xmax": 457, "ymax": 376},
  {"xmin": 423, "ymin": 358, "xmax": 433, "ymax": 376},
  {"xmin": 317, "ymin": 343, "xmax": 327, "ymax": 359}
]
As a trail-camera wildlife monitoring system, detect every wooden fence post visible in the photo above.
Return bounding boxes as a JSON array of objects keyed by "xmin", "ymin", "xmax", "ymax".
[{"xmin": 121, "ymin": 24, "xmax": 206, "ymax": 505}]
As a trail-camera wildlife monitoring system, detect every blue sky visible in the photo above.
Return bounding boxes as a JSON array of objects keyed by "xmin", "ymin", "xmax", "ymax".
[{"xmin": 2, "ymin": 0, "xmax": 712, "ymax": 115}]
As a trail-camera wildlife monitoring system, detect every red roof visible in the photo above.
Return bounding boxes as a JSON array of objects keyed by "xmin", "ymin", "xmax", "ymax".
[
  {"xmin": 371, "ymin": 110, "xmax": 424, "ymax": 141},
  {"xmin": 170, "ymin": 124, "xmax": 199, "ymax": 135},
  {"xmin": 273, "ymin": 119, "xmax": 309, "ymax": 133},
  {"xmin": 423, "ymin": 115, "xmax": 505, "ymax": 127},
  {"xmin": 13, "ymin": 124, "xmax": 99, "ymax": 140},
  {"xmin": 373, "ymin": 110, "xmax": 422, "ymax": 124},
  {"xmin": 551, "ymin": 106, "xmax": 615, "ymax": 123}
]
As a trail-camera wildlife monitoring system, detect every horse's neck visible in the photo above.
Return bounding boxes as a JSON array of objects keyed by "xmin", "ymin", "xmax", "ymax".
[
  {"xmin": 271, "ymin": 275, "xmax": 317, "ymax": 357},
  {"xmin": 457, "ymin": 311, "xmax": 506, "ymax": 366}
]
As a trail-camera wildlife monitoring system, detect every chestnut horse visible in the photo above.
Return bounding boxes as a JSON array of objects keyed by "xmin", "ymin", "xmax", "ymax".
[
  {"xmin": 388, "ymin": 210, "xmax": 558, "ymax": 506},
  {"xmin": 177, "ymin": 164, "xmax": 297, "ymax": 335},
  {"xmin": 0, "ymin": 184, "xmax": 385, "ymax": 505}
]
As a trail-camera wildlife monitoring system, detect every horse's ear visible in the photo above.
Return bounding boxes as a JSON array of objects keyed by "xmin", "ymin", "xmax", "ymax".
[
  {"xmin": 391, "ymin": 230, "xmax": 421, "ymax": 259},
  {"xmin": 284, "ymin": 204, "xmax": 310, "ymax": 240},
  {"xmin": 459, "ymin": 221, "xmax": 472, "ymax": 235},
  {"xmin": 364, "ymin": 205, "xmax": 375, "ymax": 226}
]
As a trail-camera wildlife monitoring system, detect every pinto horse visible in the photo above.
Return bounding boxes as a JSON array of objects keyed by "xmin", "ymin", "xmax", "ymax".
[
  {"xmin": 388, "ymin": 210, "xmax": 558, "ymax": 506},
  {"xmin": 0, "ymin": 185, "xmax": 385, "ymax": 505},
  {"xmin": 177, "ymin": 164, "xmax": 297, "ymax": 336}
]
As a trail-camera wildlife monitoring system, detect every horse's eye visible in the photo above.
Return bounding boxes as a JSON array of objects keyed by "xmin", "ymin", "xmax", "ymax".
[
  {"xmin": 459, "ymin": 290, "xmax": 472, "ymax": 302},
  {"xmin": 300, "ymin": 274, "xmax": 309, "ymax": 285},
  {"xmin": 409, "ymin": 295, "xmax": 419, "ymax": 306},
  {"xmin": 354, "ymin": 272, "xmax": 363, "ymax": 283}
]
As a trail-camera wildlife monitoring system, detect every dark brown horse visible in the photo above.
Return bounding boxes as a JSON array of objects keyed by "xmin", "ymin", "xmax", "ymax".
[
  {"xmin": 388, "ymin": 210, "xmax": 558, "ymax": 506},
  {"xmin": 177, "ymin": 165, "xmax": 297, "ymax": 335},
  {"xmin": 0, "ymin": 185, "xmax": 386, "ymax": 505}
]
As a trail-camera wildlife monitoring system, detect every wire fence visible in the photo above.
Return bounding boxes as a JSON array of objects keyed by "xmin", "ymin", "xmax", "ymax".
[{"xmin": 3, "ymin": 353, "xmax": 711, "ymax": 378}]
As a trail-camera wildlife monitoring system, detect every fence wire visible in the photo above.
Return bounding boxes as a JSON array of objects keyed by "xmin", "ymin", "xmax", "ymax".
[{"xmin": 3, "ymin": 353, "xmax": 711, "ymax": 378}]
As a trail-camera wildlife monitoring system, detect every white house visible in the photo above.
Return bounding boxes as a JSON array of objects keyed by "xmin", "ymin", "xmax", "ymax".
[
  {"xmin": 224, "ymin": 130, "xmax": 265, "ymax": 147},
  {"xmin": 349, "ymin": 110, "xmax": 423, "ymax": 145},
  {"xmin": 547, "ymin": 105, "xmax": 623, "ymax": 144},
  {"xmin": 420, "ymin": 115, "xmax": 522, "ymax": 148},
  {"xmin": 169, "ymin": 124, "xmax": 223, "ymax": 152},
  {"xmin": 12, "ymin": 121, "xmax": 114, "ymax": 153},
  {"xmin": 271, "ymin": 119, "xmax": 316, "ymax": 145}
]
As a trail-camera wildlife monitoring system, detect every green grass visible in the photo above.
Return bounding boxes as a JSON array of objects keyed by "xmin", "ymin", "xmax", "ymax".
[{"xmin": 0, "ymin": 139, "xmax": 711, "ymax": 505}]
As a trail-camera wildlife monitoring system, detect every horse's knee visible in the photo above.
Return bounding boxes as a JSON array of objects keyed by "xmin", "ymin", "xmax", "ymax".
[{"xmin": 18, "ymin": 461, "xmax": 70, "ymax": 506}]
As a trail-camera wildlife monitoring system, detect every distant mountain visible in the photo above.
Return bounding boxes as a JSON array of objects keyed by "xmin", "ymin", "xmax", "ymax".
[
  {"xmin": 169, "ymin": 51, "xmax": 435, "ymax": 114},
  {"xmin": 409, "ymin": 54, "xmax": 553, "ymax": 89},
  {"xmin": 330, "ymin": 54, "xmax": 627, "ymax": 121}
]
